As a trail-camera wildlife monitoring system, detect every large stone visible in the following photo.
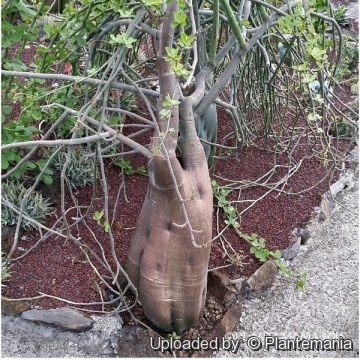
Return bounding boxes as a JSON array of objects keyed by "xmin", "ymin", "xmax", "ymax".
[
  {"xmin": 299, "ymin": 227, "xmax": 311, "ymax": 245},
  {"xmin": 318, "ymin": 194, "xmax": 332, "ymax": 222},
  {"xmin": 212, "ymin": 303, "xmax": 243, "ymax": 337},
  {"xmin": 330, "ymin": 171, "xmax": 355, "ymax": 196},
  {"xmin": 281, "ymin": 236, "xmax": 301, "ymax": 260},
  {"xmin": 207, "ymin": 270, "xmax": 237, "ymax": 308},
  {"xmin": 240, "ymin": 261, "xmax": 277, "ymax": 297},
  {"xmin": 1, "ymin": 298, "xmax": 30, "ymax": 315},
  {"xmin": 21, "ymin": 307, "xmax": 94, "ymax": 332}
]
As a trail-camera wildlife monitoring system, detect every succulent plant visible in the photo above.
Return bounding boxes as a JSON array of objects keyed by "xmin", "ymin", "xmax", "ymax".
[
  {"xmin": 332, "ymin": 5, "xmax": 350, "ymax": 27},
  {"xmin": 351, "ymin": 82, "xmax": 359, "ymax": 96},
  {"xmin": 34, "ymin": 13, "xmax": 63, "ymax": 28},
  {"xmin": 1, "ymin": 180, "xmax": 53, "ymax": 230},
  {"xmin": 46, "ymin": 146, "xmax": 95, "ymax": 189}
]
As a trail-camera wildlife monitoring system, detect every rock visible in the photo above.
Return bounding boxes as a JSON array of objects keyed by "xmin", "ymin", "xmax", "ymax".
[
  {"xmin": 299, "ymin": 228, "xmax": 311, "ymax": 245},
  {"xmin": 281, "ymin": 236, "xmax": 301, "ymax": 260},
  {"xmin": 117, "ymin": 326, "xmax": 171, "ymax": 357},
  {"xmin": 330, "ymin": 171, "xmax": 355, "ymax": 196},
  {"xmin": 240, "ymin": 261, "xmax": 277, "ymax": 297},
  {"xmin": 1, "ymin": 298, "xmax": 30, "ymax": 315},
  {"xmin": 212, "ymin": 303, "xmax": 243, "ymax": 337},
  {"xmin": 318, "ymin": 194, "xmax": 332, "ymax": 222},
  {"xmin": 21, "ymin": 307, "xmax": 94, "ymax": 332},
  {"xmin": 191, "ymin": 303, "xmax": 243, "ymax": 358},
  {"xmin": 207, "ymin": 270, "xmax": 237, "ymax": 307}
]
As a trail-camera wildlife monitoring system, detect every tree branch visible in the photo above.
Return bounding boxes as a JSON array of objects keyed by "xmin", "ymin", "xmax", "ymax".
[
  {"xmin": 41, "ymin": 103, "xmax": 152, "ymax": 158},
  {"xmin": 1, "ymin": 133, "xmax": 111, "ymax": 151},
  {"xmin": 1, "ymin": 70, "xmax": 160, "ymax": 98}
]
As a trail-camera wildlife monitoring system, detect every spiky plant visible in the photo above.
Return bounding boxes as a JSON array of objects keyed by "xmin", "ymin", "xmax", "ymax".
[
  {"xmin": 46, "ymin": 146, "xmax": 95, "ymax": 189},
  {"xmin": 333, "ymin": 5, "xmax": 349, "ymax": 27},
  {"xmin": 1, "ymin": 180, "xmax": 53, "ymax": 230}
]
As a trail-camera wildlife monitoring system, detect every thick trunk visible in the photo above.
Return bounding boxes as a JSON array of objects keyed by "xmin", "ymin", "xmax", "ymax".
[
  {"xmin": 126, "ymin": 1, "xmax": 212, "ymax": 333},
  {"xmin": 126, "ymin": 99, "xmax": 212, "ymax": 333}
]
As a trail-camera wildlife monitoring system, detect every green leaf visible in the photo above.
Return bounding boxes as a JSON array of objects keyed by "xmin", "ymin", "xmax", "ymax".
[
  {"xmin": 272, "ymin": 250, "xmax": 282, "ymax": 259},
  {"xmin": 43, "ymin": 174, "xmax": 53, "ymax": 185},
  {"xmin": 3, "ymin": 58, "xmax": 27, "ymax": 71},
  {"xmin": 162, "ymin": 94, "xmax": 180, "ymax": 108},
  {"xmin": 118, "ymin": 9, "xmax": 134, "ymax": 17},
  {"xmin": 109, "ymin": 34, "xmax": 136, "ymax": 48},
  {"xmin": 93, "ymin": 210, "xmax": 104, "ymax": 222},
  {"xmin": 292, "ymin": 62, "xmax": 309, "ymax": 71},
  {"xmin": 160, "ymin": 109, "xmax": 171, "ymax": 118},
  {"xmin": 262, "ymin": 248, "xmax": 269, "ymax": 258},
  {"xmin": 302, "ymin": 73, "xmax": 317, "ymax": 84},
  {"xmin": 165, "ymin": 47, "xmax": 181, "ymax": 61},
  {"xmin": 25, "ymin": 161, "xmax": 36, "ymax": 170},
  {"xmin": 173, "ymin": 11, "xmax": 187, "ymax": 27},
  {"xmin": 1, "ymin": 155, "xmax": 9, "ymax": 170},
  {"xmin": 108, "ymin": 116, "xmax": 119, "ymax": 126},
  {"xmin": 36, "ymin": 159, "xmax": 50, "ymax": 171},
  {"xmin": 103, "ymin": 220, "xmax": 110, "ymax": 233},
  {"xmin": 258, "ymin": 238, "xmax": 265, "ymax": 248},
  {"xmin": 310, "ymin": 47, "xmax": 326, "ymax": 61},
  {"xmin": 136, "ymin": 165, "xmax": 147, "ymax": 174},
  {"xmin": 178, "ymin": 32, "xmax": 194, "ymax": 47},
  {"xmin": 2, "ymin": 105, "xmax": 12, "ymax": 115},
  {"xmin": 296, "ymin": 280, "xmax": 305, "ymax": 291}
]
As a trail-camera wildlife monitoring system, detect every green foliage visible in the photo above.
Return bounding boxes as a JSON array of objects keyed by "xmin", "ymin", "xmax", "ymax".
[
  {"xmin": 212, "ymin": 180, "xmax": 306, "ymax": 290},
  {"xmin": 335, "ymin": 37, "xmax": 359, "ymax": 81},
  {"xmin": 211, "ymin": 180, "xmax": 239, "ymax": 228},
  {"xmin": 93, "ymin": 210, "xmax": 104, "ymax": 225},
  {"xmin": 1, "ymin": 180, "xmax": 53, "ymax": 230},
  {"xmin": 46, "ymin": 146, "xmax": 95, "ymax": 188},
  {"xmin": 243, "ymin": 232, "xmax": 307, "ymax": 291},
  {"xmin": 178, "ymin": 32, "xmax": 194, "ymax": 48},
  {"xmin": 92, "ymin": 210, "xmax": 110, "ymax": 233},
  {"xmin": 248, "ymin": 233, "xmax": 282, "ymax": 262},
  {"xmin": 332, "ymin": 4, "xmax": 349, "ymax": 27},
  {"xmin": 351, "ymin": 82, "xmax": 358, "ymax": 96},
  {"xmin": 167, "ymin": 331, "xmax": 181, "ymax": 340},
  {"xmin": 113, "ymin": 159, "xmax": 147, "ymax": 175},
  {"xmin": 171, "ymin": 11, "xmax": 187, "ymax": 28},
  {"xmin": 109, "ymin": 34, "xmax": 137, "ymax": 48}
]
